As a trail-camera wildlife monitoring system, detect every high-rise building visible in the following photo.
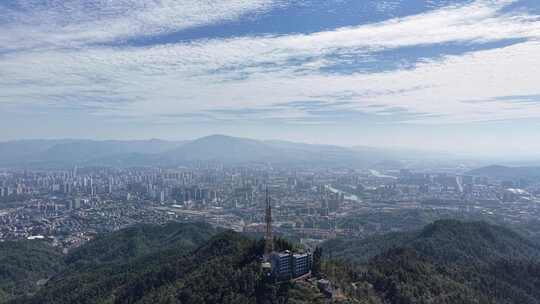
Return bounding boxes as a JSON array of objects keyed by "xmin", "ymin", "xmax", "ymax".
[
  {"xmin": 108, "ymin": 178, "xmax": 113, "ymax": 194},
  {"xmin": 73, "ymin": 198, "xmax": 81, "ymax": 209},
  {"xmin": 160, "ymin": 190, "xmax": 165, "ymax": 203}
]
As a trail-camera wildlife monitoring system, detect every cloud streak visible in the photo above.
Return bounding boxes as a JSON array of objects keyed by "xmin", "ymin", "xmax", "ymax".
[
  {"xmin": 0, "ymin": 0, "xmax": 277, "ymax": 51},
  {"xmin": 1, "ymin": 0, "xmax": 540, "ymax": 130}
]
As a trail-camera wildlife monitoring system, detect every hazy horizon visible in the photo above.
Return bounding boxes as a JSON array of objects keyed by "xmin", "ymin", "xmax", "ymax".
[
  {"xmin": 1, "ymin": 132, "xmax": 538, "ymax": 161},
  {"xmin": 2, "ymin": 0, "xmax": 540, "ymax": 158}
]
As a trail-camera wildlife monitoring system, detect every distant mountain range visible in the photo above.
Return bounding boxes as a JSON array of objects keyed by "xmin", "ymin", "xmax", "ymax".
[
  {"xmin": 467, "ymin": 165, "xmax": 540, "ymax": 181},
  {"xmin": 0, "ymin": 138, "xmax": 183, "ymax": 168},
  {"xmin": 0, "ymin": 134, "xmax": 449, "ymax": 168}
]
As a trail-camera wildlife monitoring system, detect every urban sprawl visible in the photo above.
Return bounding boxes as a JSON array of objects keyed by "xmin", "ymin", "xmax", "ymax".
[{"xmin": 1, "ymin": 164, "xmax": 540, "ymax": 251}]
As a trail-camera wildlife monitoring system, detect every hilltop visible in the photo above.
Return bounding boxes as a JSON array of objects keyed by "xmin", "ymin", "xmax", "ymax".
[
  {"xmin": 323, "ymin": 219, "xmax": 540, "ymax": 263},
  {"xmin": 468, "ymin": 165, "xmax": 540, "ymax": 181},
  {"xmin": 322, "ymin": 220, "xmax": 540, "ymax": 304},
  {"xmin": 10, "ymin": 222, "xmax": 326, "ymax": 304}
]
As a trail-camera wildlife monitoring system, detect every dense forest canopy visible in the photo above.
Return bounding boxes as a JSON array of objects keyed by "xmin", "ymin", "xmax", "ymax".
[{"xmin": 4, "ymin": 220, "xmax": 540, "ymax": 303}]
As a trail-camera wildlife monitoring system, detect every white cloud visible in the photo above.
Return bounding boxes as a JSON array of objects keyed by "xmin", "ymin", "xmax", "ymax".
[
  {"xmin": 0, "ymin": 0, "xmax": 276, "ymax": 50},
  {"xmin": 1, "ymin": 0, "xmax": 540, "ymax": 126}
]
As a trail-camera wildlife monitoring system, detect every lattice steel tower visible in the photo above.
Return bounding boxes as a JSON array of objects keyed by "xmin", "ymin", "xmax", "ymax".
[{"xmin": 264, "ymin": 187, "xmax": 274, "ymax": 255}]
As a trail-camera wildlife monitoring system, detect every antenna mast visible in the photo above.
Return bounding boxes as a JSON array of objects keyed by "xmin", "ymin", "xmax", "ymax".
[{"xmin": 264, "ymin": 186, "xmax": 273, "ymax": 255}]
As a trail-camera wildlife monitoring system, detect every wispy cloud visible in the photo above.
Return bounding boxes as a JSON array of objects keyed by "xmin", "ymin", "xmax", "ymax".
[
  {"xmin": 1, "ymin": 0, "xmax": 540, "ymax": 129},
  {"xmin": 0, "ymin": 0, "xmax": 277, "ymax": 51}
]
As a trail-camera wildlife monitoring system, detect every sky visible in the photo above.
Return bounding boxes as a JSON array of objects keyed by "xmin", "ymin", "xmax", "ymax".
[{"xmin": 1, "ymin": 0, "xmax": 540, "ymax": 157}]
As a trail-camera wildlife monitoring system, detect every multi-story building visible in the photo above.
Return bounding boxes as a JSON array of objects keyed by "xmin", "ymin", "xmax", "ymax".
[
  {"xmin": 270, "ymin": 250, "xmax": 312, "ymax": 281},
  {"xmin": 271, "ymin": 252, "xmax": 292, "ymax": 280},
  {"xmin": 292, "ymin": 253, "xmax": 311, "ymax": 278}
]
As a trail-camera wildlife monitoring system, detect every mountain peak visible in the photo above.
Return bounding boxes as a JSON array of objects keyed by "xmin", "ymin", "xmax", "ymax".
[
  {"xmin": 468, "ymin": 165, "xmax": 540, "ymax": 180},
  {"xmin": 196, "ymin": 134, "xmax": 238, "ymax": 140}
]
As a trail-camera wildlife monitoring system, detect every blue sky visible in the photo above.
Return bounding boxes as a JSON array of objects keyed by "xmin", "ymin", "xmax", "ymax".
[{"xmin": 1, "ymin": 0, "xmax": 540, "ymax": 157}]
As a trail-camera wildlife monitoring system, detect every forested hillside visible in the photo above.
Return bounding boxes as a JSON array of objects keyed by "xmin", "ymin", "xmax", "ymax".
[
  {"xmin": 0, "ymin": 222, "xmax": 217, "ymax": 303},
  {"xmin": 65, "ymin": 221, "xmax": 218, "ymax": 265},
  {"xmin": 322, "ymin": 220, "xmax": 540, "ymax": 304},
  {"xmin": 11, "ymin": 222, "xmax": 325, "ymax": 304},
  {"xmin": 6, "ymin": 220, "xmax": 540, "ymax": 304},
  {"xmin": 0, "ymin": 240, "xmax": 65, "ymax": 302}
]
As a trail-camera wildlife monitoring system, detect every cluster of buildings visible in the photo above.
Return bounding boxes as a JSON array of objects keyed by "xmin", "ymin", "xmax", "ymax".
[
  {"xmin": 1, "ymin": 163, "xmax": 540, "ymax": 252},
  {"xmin": 269, "ymin": 251, "xmax": 312, "ymax": 281}
]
